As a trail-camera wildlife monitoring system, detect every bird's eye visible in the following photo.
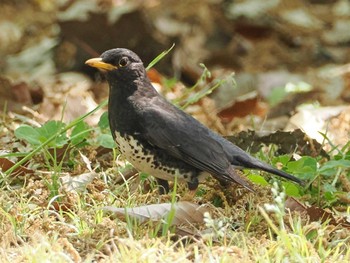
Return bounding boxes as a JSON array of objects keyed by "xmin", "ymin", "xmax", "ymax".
[{"xmin": 118, "ymin": 57, "xmax": 128, "ymax": 67}]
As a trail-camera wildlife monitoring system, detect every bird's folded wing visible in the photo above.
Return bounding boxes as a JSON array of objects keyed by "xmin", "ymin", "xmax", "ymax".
[{"xmin": 141, "ymin": 99, "xmax": 232, "ymax": 179}]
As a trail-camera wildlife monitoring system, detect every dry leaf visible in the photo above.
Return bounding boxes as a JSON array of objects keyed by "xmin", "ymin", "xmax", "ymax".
[
  {"xmin": 0, "ymin": 157, "xmax": 34, "ymax": 177},
  {"xmin": 285, "ymin": 105, "xmax": 349, "ymax": 144},
  {"xmin": 61, "ymin": 172, "xmax": 98, "ymax": 192},
  {"xmin": 218, "ymin": 97, "xmax": 268, "ymax": 123},
  {"xmin": 286, "ymin": 197, "xmax": 350, "ymax": 228},
  {"xmin": 104, "ymin": 201, "xmax": 211, "ymax": 226},
  {"xmin": 79, "ymin": 151, "xmax": 92, "ymax": 172}
]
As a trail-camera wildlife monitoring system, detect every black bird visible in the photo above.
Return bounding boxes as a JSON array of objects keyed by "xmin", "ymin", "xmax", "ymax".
[{"xmin": 86, "ymin": 48, "xmax": 303, "ymax": 194}]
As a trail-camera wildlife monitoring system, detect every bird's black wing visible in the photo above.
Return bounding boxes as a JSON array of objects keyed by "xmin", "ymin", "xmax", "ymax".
[{"xmin": 139, "ymin": 96, "xmax": 243, "ymax": 183}]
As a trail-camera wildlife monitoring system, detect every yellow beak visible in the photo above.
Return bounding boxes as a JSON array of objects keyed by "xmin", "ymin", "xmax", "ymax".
[{"xmin": 85, "ymin": 58, "xmax": 118, "ymax": 71}]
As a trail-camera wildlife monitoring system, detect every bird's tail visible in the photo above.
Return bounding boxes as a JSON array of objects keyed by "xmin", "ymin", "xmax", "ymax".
[
  {"xmin": 256, "ymin": 162, "xmax": 304, "ymax": 185},
  {"xmin": 236, "ymin": 155, "xmax": 304, "ymax": 186}
]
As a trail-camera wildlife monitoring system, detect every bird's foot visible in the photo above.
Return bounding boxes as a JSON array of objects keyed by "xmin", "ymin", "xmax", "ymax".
[{"xmin": 156, "ymin": 178, "xmax": 169, "ymax": 195}]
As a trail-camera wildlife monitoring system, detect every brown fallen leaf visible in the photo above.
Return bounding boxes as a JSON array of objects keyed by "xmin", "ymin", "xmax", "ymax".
[
  {"xmin": 0, "ymin": 157, "xmax": 34, "ymax": 177},
  {"xmin": 11, "ymin": 81, "xmax": 33, "ymax": 104},
  {"xmin": 104, "ymin": 201, "xmax": 211, "ymax": 226},
  {"xmin": 217, "ymin": 97, "xmax": 268, "ymax": 123},
  {"xmin": 50, "ymin": 201, "xmax": 73, "ymax": 212},
  {"xmin": 285, "ymin": 197, "xmax": 350, "ymax": 228},
  {"xmin": 0, "ymin": 76, "xmax": 36, "ymax": 113}
]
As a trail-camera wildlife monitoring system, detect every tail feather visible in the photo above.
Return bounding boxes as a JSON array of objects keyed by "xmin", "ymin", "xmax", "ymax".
[
  {"xmin": 238, "ymin": 155, "xmax": 304, "ymax": 185},
  {"xmin": 217, "ymin": 135, "xmax": 305, "ymax": 186},
  {"xmin": 256, "ymin": 162, "xmax": 304, "ymax": 185}
]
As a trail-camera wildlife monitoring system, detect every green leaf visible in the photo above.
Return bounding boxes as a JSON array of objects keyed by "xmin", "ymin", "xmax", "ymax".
[
  {"xmin": 344, "ymin": 148, "xmax": 350, "ymax": 160},
  {"xmin": 97, "ymin": 134, "xmax": 116, "ymax": 149},
  {"xmin": 70, "ymin": 121, "xmax": 91, "ymax": 145},
  {"xmin": 248, "ymin": 174, "xmax": 269, "ymax": 186},
  {"xmin": 324, "ymin": 191, "xmax": 337, "ymax": 203},
  {"xmin": 272, "ymin": 155, "xmax": 291, "ymax": 166},
  {"xmin": 267, "ymin": 87, "xmax": 287, "ymax": 107},
  {"xmin": 323, "ymin": 183, "xmax": 337, "ymax": 193},
  {"xmin": 38, "ymin": 121, "xmax": 68, "ymax": 147},
  {"xmin": 305, "ymin": 229, "xmax": 318, "ymax": 240},
  {"xmin": 14, "ymin": 125, "xmax": 41, "ymax": 145},
  {"xmin": 319, "ymin": 159, "xmax": 350, "ymax": 176},
  {"xmin": 98, "ymin": 111, "xmax": 110, "ymax": 130},
  {"xmin": 282, "ymin": 182, "xmax": 300, "ymax": 197},
  {"xmin": 286, "ymin": 156, "xmax": 317, "ymax": 180}
]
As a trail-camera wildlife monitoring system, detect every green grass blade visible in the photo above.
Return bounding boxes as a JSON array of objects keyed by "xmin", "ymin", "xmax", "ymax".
[{"xmin": 146, "ymin": 43, "xmax": 175, "ymax": 71}]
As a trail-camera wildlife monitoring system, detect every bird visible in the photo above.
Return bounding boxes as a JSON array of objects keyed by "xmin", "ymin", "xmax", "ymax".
[{"xmin": 85, "ymin": 48, "xmax": 303, "ymax": 194}]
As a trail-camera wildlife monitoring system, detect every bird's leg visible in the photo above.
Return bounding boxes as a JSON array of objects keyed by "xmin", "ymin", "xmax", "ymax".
[
  {"xmin": 218, "ymin": 178, "xmax": 230, "ymax": 187},
  {"xmin": 156, "ymin": 178, "xmax": 169, "ymax": 194},
  {"xmin": 181, "ymin": 177, "xmax": 199, "ymax": 201},
  {"xmin": 187, "ymin": 177, "xmax": 199, "ymax": 191}
]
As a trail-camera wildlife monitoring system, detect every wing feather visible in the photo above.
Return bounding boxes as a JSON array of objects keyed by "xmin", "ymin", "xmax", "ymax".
[{"xmin": 140, "ymin": 97, "xmax": 230, "ymax": 177}]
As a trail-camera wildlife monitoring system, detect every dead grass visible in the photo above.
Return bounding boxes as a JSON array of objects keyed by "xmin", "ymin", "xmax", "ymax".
[{"xmin": 0, "ymin": 169, "xmax": 349, "ymax": 262}]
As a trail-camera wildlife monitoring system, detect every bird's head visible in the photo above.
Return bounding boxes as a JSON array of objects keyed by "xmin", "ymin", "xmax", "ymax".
[{"xmin": 85, "ymin": 48, "xmax": 146, "ymax": 82}]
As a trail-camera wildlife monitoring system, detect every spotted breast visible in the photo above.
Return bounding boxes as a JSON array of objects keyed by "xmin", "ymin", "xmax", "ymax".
[{"xmin": 114, "ymin": 131, "xmax": 208, "ymax": 187}]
